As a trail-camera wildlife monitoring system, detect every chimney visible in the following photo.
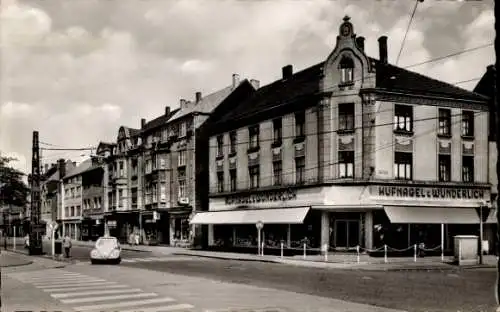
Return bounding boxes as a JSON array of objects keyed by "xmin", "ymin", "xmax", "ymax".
[
  {"xmin": 356, "ymin": 36, "xmax": 365, "ymax": 52},
  {"xmin": 57, "ymin": 159, "xmax": 66, "ymax": 179},
  {"xmin": 195, "ymin": 92, "xmax": 202, "ymax": 103},
  {"xmin": 232, "ymin": 74, "xmax": 240, "ymax": 89},
  {"xmin": 141, "ymin": 118, "xmax": 146, "ymax": 128},
  {"xmin": 180, "ymin": 99, "xmax": 187, "ymax": 109},
  {"xmin": 250, "ymin": 79, "xmax": 260, "ymax": 90},
  {"xmin": 165, "ymin": 106, "xmax": 170, "ymax": 116},
  {"xmin": 378, "ymin": 36, "xmax": 388, "ymax": 64},
  {"xmin": 282, "ymin": 65, "xmax": 293, "ymax": 79}
]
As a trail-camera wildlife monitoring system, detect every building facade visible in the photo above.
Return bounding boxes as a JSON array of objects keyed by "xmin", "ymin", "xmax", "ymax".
[
  {"xmin": 103, "ymin": 126, "xmax": 143, "ymax": 243},
  {"xmin": 141, "ymin": 75, "xmax": 257, "ymax": 246},
  {"xmin": 80, "ymin": 155, "xmax": 107, "ymax": 241},
  {"xmin": 193, "ymin": 16, "xmax": 493, "ymax": 254},
  {"xmin": 41, "ymin": 159, "xmax": 75, "ymax": 237},
  {"xmin": 61, "ymin": 160, "xmax": 91, "ymax": 240}
]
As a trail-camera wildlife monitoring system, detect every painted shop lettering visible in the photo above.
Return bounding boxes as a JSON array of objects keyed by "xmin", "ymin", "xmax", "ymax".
[
  {"xmin": 378, "ymin": 186, "xmax": 485, "ymax": 200},
  {"xmin": 225, "ymin": 189, "xmax": 297, "ymax": 205}
]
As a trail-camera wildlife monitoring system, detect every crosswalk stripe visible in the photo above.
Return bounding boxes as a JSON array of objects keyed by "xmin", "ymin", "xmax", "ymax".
[
  {"xmin": 39, "ymin": 281, "xmax": 116, "ymax": 289},
  {"xmin": 24, "ymin": 275, "xmax": 88, "ymax": 282},
  {"xmin": 120, "ymin": 303, "xmax": 196, "ymax": 312},
  {"xmin": 60, "ymin": 292, "xmax": 158, "ymax": 304},
  {"xmin": 51, "ymin": 288, "xmax": 143, "ymax": 299},
  {"xmin": 122, "ymin": 259, "xmax": 135, "ymax": 262},
  {"xmin": 33, "ymin": 278, "xmax": 106, "ymax": 287},
  {"xmin": 73, "ymin": 297, "xmax": 177, "ymax": 311},
  {"xmin": 42, "ymin": 283, "xmax": 126, "ymax": 292}
]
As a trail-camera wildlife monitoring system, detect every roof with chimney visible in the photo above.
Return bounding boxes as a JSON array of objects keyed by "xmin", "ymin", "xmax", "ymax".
[
  {"xmin": 214, "ymin": 63, "xmax": 324, "ymax": 128},
  {"xmin": 62, "ymin": 158, "xmax": 93, "ymax": 180},
  {"xmin": 373, "ymin": 59, "xmax": 488, "ymax": 102},
  {"xmin": 45, "ymin": 160, "xmax": 76, "ymax": 182},
  {"xmin": 213, "ymin": 17, "xmax": 488, "ymax": 131},
  {"xmin": 142, "ymin": 108, "xmax": 180, "ymax": 133},
  {"xmin": 473, "ymin": 65, "xmax": 495, "ymax": 99},
  {"xmin": 168, "ymin": 85, "xmax": 235, "ymax": 123}
]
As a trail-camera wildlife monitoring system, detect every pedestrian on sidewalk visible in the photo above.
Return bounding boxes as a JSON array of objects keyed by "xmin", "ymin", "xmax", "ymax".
[{"xmin": 62, "ymin": 235, "xmax": 72, "ymax": 258}]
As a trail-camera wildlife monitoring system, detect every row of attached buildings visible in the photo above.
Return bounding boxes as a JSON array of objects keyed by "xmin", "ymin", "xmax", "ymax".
[{"xmin": 38, "ymin": 17, "xmax": 498, "ymax": 254}]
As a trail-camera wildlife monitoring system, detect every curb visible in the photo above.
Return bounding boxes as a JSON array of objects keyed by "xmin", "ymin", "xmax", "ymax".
[
  {"xmin": 171, "ymin": 252, "xmax": 496, "ymax": 272},
  {"xmin": 172, "ymin": 252, "xmax": 279, "ymax": 264},
  {"xmin": 5, "ymin": 249, "xmax": 71, "ymax": 267},
  {"xmin": 0, "ymin": 260, "xmax": 33, "ymax": 268}
]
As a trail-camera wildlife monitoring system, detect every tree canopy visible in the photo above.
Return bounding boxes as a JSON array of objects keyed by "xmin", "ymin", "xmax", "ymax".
[{"xmin": 0, "ymin": 155, "xmax": 29, "ymax": 208}]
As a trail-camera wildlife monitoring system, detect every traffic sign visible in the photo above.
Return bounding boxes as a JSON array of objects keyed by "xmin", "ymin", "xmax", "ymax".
[
  {"xmin": 475, "ymin": 205, "xmax": 491, "ymax": 223},
  {"xmin": 256, "ymin": 221, "xmax": 264, "ymax": 230}
]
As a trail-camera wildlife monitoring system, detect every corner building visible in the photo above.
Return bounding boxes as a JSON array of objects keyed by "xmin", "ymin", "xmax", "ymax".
[{"xmin": 192, "ymin": 16, "xmax": 494, "ymax": 254}]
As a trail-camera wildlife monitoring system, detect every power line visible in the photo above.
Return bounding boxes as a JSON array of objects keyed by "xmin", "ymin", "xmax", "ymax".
[
  {"xmin": 405, "ymin": 43, "xmax": 494, "ymax": 69},
  {"xmin": 38, "ymin": 42, "xmax": 490, "ymax": 152},
  {"xmin": 53, "ymin": 110, "xmax": 485, "ymax": 192},
  {"xmin": 396, "ymin": 0, "xmax": 422, "ymax": 65},
  {"xmin": 40, "ymin": 147, "xmax": 95, "ymax": 151}
]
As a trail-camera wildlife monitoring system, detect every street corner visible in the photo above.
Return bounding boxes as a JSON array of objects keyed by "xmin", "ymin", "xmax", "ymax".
[{"xmin": 0, "ymin": 251, "xmax": 33, "ymax": 267}]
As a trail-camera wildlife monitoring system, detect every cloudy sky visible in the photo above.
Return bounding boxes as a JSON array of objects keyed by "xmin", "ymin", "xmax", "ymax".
[{"xmin": 0, "ymin": 0, "xmax": 495, "ymax": 175}]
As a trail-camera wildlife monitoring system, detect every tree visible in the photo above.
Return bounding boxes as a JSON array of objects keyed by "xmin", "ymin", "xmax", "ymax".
[{"xmin": 0, "ymin": 155, "xmax": 29, "ymax": 208}]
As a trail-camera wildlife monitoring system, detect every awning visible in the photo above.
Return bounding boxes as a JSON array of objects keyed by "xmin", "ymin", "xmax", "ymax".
[
  {"xmin": 189, "ymin": 207, "xmax": 310, "ymax": 225},
  {"xmin": 384, "ymin": 206, "xmax": 497, "ymax": 224}
]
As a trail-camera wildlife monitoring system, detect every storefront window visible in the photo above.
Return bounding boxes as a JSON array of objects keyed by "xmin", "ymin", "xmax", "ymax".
[
  {"xmin": 214, "ymin": 225, "xmax": 233, "ymax": 246},
  {"xmin": 174, "ymin": 217, "xmax": 190, "ymax": 241}
]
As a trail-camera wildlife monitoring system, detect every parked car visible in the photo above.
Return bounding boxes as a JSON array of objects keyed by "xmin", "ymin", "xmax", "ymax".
[{"xmin": 90, "ymin": 236, "xmax": 121, "ymax": 264}]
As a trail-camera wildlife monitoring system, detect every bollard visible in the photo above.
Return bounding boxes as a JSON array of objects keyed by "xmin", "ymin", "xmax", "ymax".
[
  {"xmin": 261, "ymin": 242, "xmax": 264, "ymax": 256},
  {"xmin": 384, "ymin": 244, "xmax": 388, "ymax": 263},
  {"xmin": 414, "ymin": 244, "xmax": 417, "ymax": 262},
  {"xmin": 303, "ymin": 242, "xmax": 306, "ymax": 259},
  {"xmin": 356, "ymin": 245, "xmax": 360, "ymax": 264},
  {"xmin": 441, "ymin": 245, "xmax": 444, "ymax": 262},
  {"xmin": 324, "ymin": 244, "xmax": 328, "ymax": 262},
  {"xmin": 13, "ymin": 226, "xmax": 16, "ymax": 251},
  {"xmin": 280, "ymin": 242, "xmax": 284, "ymax": 259}
]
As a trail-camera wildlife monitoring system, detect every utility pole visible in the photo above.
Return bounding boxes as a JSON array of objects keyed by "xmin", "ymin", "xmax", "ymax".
[
  {"xmin": 493, "ymin": 4, "xmax": 500, "ymax": 308},
  {"xmin": 29, "ymin": 131, "xmax": 43, "ymax": 255}
]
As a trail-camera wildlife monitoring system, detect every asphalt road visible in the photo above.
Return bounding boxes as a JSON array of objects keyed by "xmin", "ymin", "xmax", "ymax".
[
  {"xmin": 122, "ymin": 256, "xmax": 497, "ymax": 312},
  {"xmin": 6, "ymin": 240, "xmax": 151, "ymax": 261}
]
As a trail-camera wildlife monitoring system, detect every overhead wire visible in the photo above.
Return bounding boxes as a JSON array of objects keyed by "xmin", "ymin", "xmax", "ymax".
[
  {"xmin": 396, "ymin": 0, "xmax": 422, "ymax": 66},
  {"xmin": 54, "ymin": 110, "xmax": 486, "ymax": 194},
  {"xmin": 38, "ymin": 40, "xmax": 492, "ymax": 152}
]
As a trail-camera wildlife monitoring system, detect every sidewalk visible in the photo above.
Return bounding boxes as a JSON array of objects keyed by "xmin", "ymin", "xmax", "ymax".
[
  {"xmin": 1, "ymin": 250, "xmax": 65, "ymax": 270},
  {"xmin": 0, "ymin": 251, "xmax": 33, "ymax": 267}
]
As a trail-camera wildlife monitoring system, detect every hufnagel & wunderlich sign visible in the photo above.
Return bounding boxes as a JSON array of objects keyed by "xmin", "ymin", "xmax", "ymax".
[
  {"xmin": 225, "ymin": 189, "xmax": 297, "ymax": 205},
  {"xmin": 376, "ymin": 185, "xmax": 486, "ymax": 200}
]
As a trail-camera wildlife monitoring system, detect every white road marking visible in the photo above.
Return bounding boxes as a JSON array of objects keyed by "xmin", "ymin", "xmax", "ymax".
[
  {"xmin": 120, "ymin": 303, "xmax": 196, "ymax": 312},
  {"xmin": 33, "ymin": 278, "xmax": 106, "ymax": 287},
  {"xmin": 7, "ymin": 268, "xmax": 195, "ymax": 312},
  {"xmin": 60, "ymin": 292, "xmax": 158, "ymax": 304},
  {"xmin": 42, "ymin": 283, "xmax": 126, "ymax": 292},
  {"xmin": 73, "ymin": 297, "xmax": 177, "ymax": 311},
  {"xmin": 38, "ymin": 281, "xmax": 115, "ymax": 289},
  {"xmin": 50, "ymin": 288, "xmax": 143, "ymax": 298}
]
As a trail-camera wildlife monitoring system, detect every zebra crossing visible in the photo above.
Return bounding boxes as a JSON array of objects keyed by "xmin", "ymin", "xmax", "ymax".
[{"xmin": 6, "ymin": 268, "xmax": 196, "ymax": 312}]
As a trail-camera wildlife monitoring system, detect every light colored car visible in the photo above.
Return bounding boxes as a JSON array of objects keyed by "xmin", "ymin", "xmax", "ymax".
[{"xmin": 90, "ymin": 236, "xmax": 122, "ymax": 264}]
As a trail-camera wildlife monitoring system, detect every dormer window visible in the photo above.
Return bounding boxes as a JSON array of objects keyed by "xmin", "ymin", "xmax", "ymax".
[{"xmin": 340, "ymin": 57, "xmax": 354, "ymax": 84}]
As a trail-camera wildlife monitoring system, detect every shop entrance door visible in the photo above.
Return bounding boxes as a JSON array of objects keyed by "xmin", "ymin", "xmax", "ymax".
[{"xmin": 335, "ymin": 220, "xmax": 359, "ymax": 250}]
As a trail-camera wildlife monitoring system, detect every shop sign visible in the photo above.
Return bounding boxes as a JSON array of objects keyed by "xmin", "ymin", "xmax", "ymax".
[
  {"xmin": 376, "ymin": 185, "xmax": 486, "ymax": 200},
  {"xmin": 107, "ymin": 220, "xmax": 117, "ymax": 227},
  {"xmin": 225, "ymin": 188, "xmax": 297, "ymax": 205}
]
